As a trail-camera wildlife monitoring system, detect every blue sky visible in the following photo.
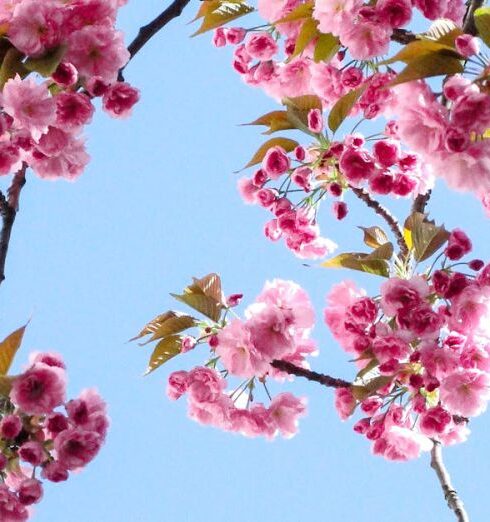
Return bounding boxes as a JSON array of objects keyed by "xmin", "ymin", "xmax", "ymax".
[{"xmin": 2, "ymin": 1, "xmax": 489, "ymax": 520}]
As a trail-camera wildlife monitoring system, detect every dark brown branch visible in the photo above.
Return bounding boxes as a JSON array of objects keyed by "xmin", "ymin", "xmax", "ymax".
[
  {"xmin": 119, "ymin": 0, "xmax": 192, "ymax": 80},
  {"xmin": 430, "ymin": 441, "xmax": 469, "ymax": 522},
  {"xmin": 463, "ymin": 0, "xmax": 486, "ymax": 36},
  {"xmin": 271, "ymin": 360, "xmax": 351, "ymax": 388},
  {"xmin": 391, "ymin": 29, "xmax": 417, "ymax": 45},
  {"xmin": 350, "ymin": 186, "xmax": 409, "ymax": 259},
  {"xmin": 0, "ymin": 165, "xmax": 26, "ymax": 285}
]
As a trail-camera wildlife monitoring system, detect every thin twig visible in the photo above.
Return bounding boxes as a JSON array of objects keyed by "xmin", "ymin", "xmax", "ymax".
[
  {"xmin": 270, "ymin": 360, "xmax": 351, "ymax": 388},
  {"xmin": 119, "ymin": 0, "xmax": 192, "ymax": 81},
  {"xmin": 0, "ymin": 165, "xmax": 27, "ymax": 285},
  {"xmin": 430, "ymin": 441, "xmax": 470, "ymax": 522},
  {"xmin": 350, "ymin": 186, "xmax": 409, "ymax": 259}
]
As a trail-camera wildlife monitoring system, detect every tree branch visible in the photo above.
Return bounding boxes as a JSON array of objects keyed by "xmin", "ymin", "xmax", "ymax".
[
  {"xmin": 463, "ymin": 0, "xmax": 486, "ymax": 36},
  {"xmin": 430, "ymin": 441, "xmax": 469, "ymax": 522},
  {"xmin": 0, "ymin": 165, "xmax": 27, "ymax": 285},
  {"xmin": 350, "ymin": 186, "xmax": 409, "ymax": 259},
  {"xmin": 270, "ymin": 360, "xmax": 351, "ymax": 388},
  {"xmin": 119, "ymin": 0, "xmax": 192, "ymax": 80},
  {"xmin": 391, "ymin": 29, "xmax": 417, "ymax": 45}
]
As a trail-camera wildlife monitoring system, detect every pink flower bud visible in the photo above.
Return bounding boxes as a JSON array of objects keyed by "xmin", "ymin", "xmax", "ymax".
[{"xmin": 455, "ymin": 34, "xmax": 480, "ymax": 57}]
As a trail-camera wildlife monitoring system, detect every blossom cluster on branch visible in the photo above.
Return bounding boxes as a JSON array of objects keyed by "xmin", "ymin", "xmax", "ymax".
[
  {"xmin": 0, "ymin": 349, "xmax": 108, "ymax": 521},
  {"xmin": 0, "ymin": 0, "xmax": 139, "ymax": 182}
]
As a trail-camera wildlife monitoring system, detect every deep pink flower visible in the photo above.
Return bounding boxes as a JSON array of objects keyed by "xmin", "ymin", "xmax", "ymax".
[
  {"xmin": 262, "ymin": 146, "xmax": 290, "ymax": 179},
  {"xmin": 55, "ymin": 427, "xmax": 103, "ymax": 470},
  {"xmin": 102, "ymin": 82, "xmax": 140, "ymax": 119},
  {"xmin": 19, "ymin": 441, "xmax": 45, "ymax": 466},
  {"xmin": 0, "ymin": 415, "xmax": 22, "ymax": 439},
  {"xmin": 17, "ymin": 479, "xmax": 43, "ymax": 506},
  {"xmin": 10, "ymin": 364, "xmax": 66, "ymax": 415}
]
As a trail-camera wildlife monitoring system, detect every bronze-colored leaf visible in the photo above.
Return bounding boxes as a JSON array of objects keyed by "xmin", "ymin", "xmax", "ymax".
[
  {"xmin": 389, "ymin": 53, "xmax": 463, "ymax": 87},
  {"xmin": 0, "ymin": 324, "xmax": 27, "ymax": 376},
  {"xmin": 24, "ymin": 44, "xmax": 67, "ymax": 77},
  {"xmin": 274, "ymin": 1, "xmax": 313, "ymax": 24},
  {"xmin": 313, "ymin": 33, "xmax": 340, "ymax": 62},
  {"xmin": 243, "ymin": 110, "xmax": 295, "ymax": 134},
  {"xmin": 352, "ymin": 376, "xmax": 393, "ymax": 401},
  {"xmin": 130, "ymin": 311, "xmax": 178, "ymax": 342},
  {"xmin": 321, "ymin": 250, "xmax": 391, "ymax": 277},
  {"xmin": 359, "ymin": 226, "xmax": 389, "ymax": 249},
  {"xmin": 143, "ymin": 314, "xmax": 197, "ymax": 345},
  {"xmin": 380, "ymin": 39, "xmax": 459, "ymax": 65},
  {"xmin": 424, "ymin": 19, "xmax": 462, "ymax": 46},
  {"xmin": 328, "ymin": 85, "xmax": 367, "ymax": 133},
  {"xmin": 145, "ymin": 336, "xmax": 182, "ymax": 375},
  {"xmin": 0, "ymin": 48, "xmax": 27, "ymax": 89},
  {"xmin": 475, "ymin": 7, "xmax": 490, "ymax": 48},
  {"xmin": 291, "ymin": 18, "xmax": 318, "ymax": 58},
  {"xmin": 404, "ymin": 212, "xmax": 450, "ymax": 262},
  {"xmin": 241, "ymin": 137, "xmax": 299, "ymax": 170},
  {"xmin": 192, "ymin": 0, "xmax": 254, "ymax": 36}
]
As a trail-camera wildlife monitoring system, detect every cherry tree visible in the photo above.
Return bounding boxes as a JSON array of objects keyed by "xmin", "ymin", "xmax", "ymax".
[{"xmin": 0, "ymin": 0, "xmax": 487, "ymax": 520}]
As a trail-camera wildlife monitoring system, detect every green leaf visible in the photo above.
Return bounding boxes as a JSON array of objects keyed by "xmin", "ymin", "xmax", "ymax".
[
  {"xmin": 389, "ymin": 53, "xmax": 463, "ymax": 87},
  {"xmin": 192, "ymin": 0, "xmax": 254, "ymax": 36},
  {"xmin": 243, "ymin": 111, "xmax": 295, "ymax": 134},
  {"xmin": 0, "ymin": 48, "xmax": 27, "ymax": 89},
  {"xmin": 0, "ymin": 324, "xmax": 27, "ymax": 376},
  {"xmin": 313, "ymin": 33, "xmax": 340, "ymax": 62},
  {"xmin": 475, "ymin": 7, "xmax": 490, "ymax": 47},
  {"xmin": 380, "ymin": 39, "xmax": 459, "ymax": 65},
  {"xmin": 291, "ymin": 18, "xmax": 318, "ymax": 58},
  {"xmin": 145, "ymin": 335, "xmax": 182, "ymax": 375},
  {"xmin": 241, "ymin": 137, "xmax": 299, "ymax": 170},
  {"xmin": 24, "ymin": 45, "xmax": 67, "ymax": 77},
  {"xmin": 358, "ymin": 226, "xmax": 389, "ymax": 249},
  {"xmin": 328, "ymin": 85, "xmax": 367, "ymax": 133},
  {"xmin": 404, "ymin": 213, "xmax": 450, "ymax": 262}
]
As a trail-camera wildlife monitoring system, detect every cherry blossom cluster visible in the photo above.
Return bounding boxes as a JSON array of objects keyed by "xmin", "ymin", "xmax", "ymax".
[
  {"xmin": 0, "ymin": 351, "xmax": 108, "ymax": 520},
  {"xmin": 0, "ymin": 0, "xmax": 139, "ymax": 181},
  {"xmin": 325, "ymin": 229, "xmax": 490, "ymax": 461},
  {"xmin": 167, "ymin": 279, "xmax": 317, "ymax": 438},
  {"xmin": 238, "ymin": 129, "xmax": 432, "ymax": 258},
  {"xmin": 389, "ymin": 76, "xmax": 490, "ymax": 200},
  {"xmin": 211, "ymin": 0, "xmax": 489, "ymax": 222}
]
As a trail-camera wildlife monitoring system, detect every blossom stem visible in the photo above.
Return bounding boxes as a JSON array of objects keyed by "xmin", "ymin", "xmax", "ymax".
[
  {"xmin": 350, "ymin": 186, "xmax": 409, "ymax": 259},
  {"xmin": 430, "ymin": 441, "xmax": 470, "ymax": 522},
  {"xmin": 0, "ymin": 164, "xmax": 27, "ymax": 286},
  {"xmin": 119, "ymin": 0, "xmax": 192, "ymax": 80},
  {"xmin": 270, "ymin": 360, "xmax": 350, "ymax": 388},
  {"xmin": 463, "ymin": 0, "xmax": 486, "ymax": 36}
]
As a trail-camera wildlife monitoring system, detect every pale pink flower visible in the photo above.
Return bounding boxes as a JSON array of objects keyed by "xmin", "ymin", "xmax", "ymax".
[
  {"xmin": 41, "ymin": 461, "xmax": 69, "ymax": 483},
  {"xmin": 334, "ymin": 387, "xmax": 356, "ymax": 420},
  {"xmin": 245, "ymin": 33, "xmax": 278, "ymax": 61},
  {"xmin": 187, "ymin": 367, "xmax": 226, "ymax": 404},
  {"xmin": 215, "ymin": 320, "xmax": 268, "ymax": 377},
  {"xmin": 19, "ymin": 441, "xmax": 45, "ymax": 466},
  {"xmin": 380, "ymin": 276, "xmax": 430, "ymax": 316},
  {"xmin": 313, "ymin": 0, "xmax": 363, "ymax": 35},
  {"xmin": 372, "ymin": 426, "xmax": 431, "ymax": 461},
  {"xmin": 440, "ymin": 370, "xmax": 490, "ymax": 417},
  {"xmin": 2, "ymin": 76, "xmax": 55, "ymax": 141},
  {"xmin": 65, "ymin": 388, "xmax": 109, "ymax": 438},
  {"xmin": 66, "ymin": 25, "xmax": 129, "ymax": 82},
  {"xmin": 268, "ymin": 392, "xmax": 306, "ymax": 437},
  {"xmin": 449, "ymin": 284, "xmax": 490, "ymax": 339},
  {"xmin": 255, "ymin": 279, "xmax": 315, "ymax": 331}
]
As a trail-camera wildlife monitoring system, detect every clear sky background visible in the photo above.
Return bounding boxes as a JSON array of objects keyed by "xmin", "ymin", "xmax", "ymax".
[{"xmin": 1, "ymin": 1, "xmax": 489, "ymax": 520}]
